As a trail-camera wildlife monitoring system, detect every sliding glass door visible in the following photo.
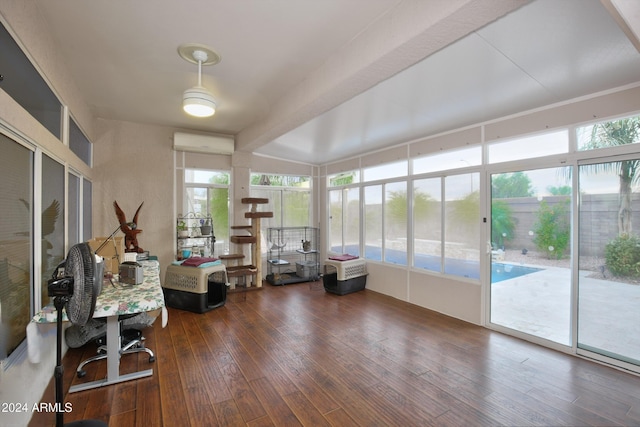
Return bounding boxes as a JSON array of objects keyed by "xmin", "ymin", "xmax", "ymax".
[
  {"xmin": 578, "ymin": 156, "xmax": 640, "ymax": 367},
  {"xmin": 489, "ymin": 166, "xmax": 572, "ymax": 346}
]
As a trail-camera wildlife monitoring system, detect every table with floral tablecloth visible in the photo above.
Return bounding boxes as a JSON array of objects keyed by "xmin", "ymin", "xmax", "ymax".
[
  {"xmin": 28, "ymin": 259, "xmax": 167, "ymax": 392},
  {"xmin": 32, "ymin": 260, "xmax": 166, "ymax": 324}
]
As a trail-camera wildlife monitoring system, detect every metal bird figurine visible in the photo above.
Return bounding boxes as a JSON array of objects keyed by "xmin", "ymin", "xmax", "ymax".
[{"xmin": 114, "ymin": 201, "xmax": 144, "ymax": 253}]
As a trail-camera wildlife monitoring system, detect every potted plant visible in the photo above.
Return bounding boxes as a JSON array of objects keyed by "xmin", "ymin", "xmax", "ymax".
[
  {"xmin": 199, "ymin": 217, "xmax": 212, "ymax": 236},
  {"xmin": 177, "ymin": 220, "xmax": 189, "ymax": 237}
]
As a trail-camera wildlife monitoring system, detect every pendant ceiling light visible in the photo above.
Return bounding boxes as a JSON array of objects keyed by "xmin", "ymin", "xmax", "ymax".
[{"xmin": 178, "ymin": 43, "xmax": 221, "ymax": 118}]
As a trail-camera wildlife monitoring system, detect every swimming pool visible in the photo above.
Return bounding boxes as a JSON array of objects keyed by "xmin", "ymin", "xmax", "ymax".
[
  {"xmin": 491, "ymin": 263, "xmax": 543, "ymax": 283},
  {"xmin": 331, "ymin": 245, "xmax": 543, "ymax": 282}
]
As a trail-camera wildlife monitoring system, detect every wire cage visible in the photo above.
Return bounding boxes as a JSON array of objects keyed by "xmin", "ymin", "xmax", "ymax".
[{"xmin": 266, "ymin": 227, "xmax": 319, "ymax": 285}]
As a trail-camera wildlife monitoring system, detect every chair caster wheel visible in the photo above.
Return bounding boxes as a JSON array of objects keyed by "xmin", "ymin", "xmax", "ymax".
[
  {"xmin": 77, "ymin": 370, "xmax": 86, "ymax": 378},
  {"xmin": 149, "ymin": 356, "xmax": 155, "ymax": 363}
]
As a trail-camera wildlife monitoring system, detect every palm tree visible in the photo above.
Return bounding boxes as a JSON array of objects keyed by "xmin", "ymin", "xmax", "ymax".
[{"xmin": 581, "ymin": 117, "xmax": 640, "ymax": 235}]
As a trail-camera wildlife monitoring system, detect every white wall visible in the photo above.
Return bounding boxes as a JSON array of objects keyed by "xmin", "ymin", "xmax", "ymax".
[{"xmin": 0, "ymin": 2, "xmax": 96, "ymax": 425}]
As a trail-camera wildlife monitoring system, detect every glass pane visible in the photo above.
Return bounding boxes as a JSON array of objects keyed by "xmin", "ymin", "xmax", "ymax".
[
  {"xmin": 208, "ymin": 187, "xmax": 229, "ymax": 256},
  {"xmin": 82, "ymin": 179, "xmax": 92, "ymax": 241},
  {"xmin": 490, "ymin": 166, "xmax": 572, "ymax": 346},
  {"xmin": 577, "ymin": 115, "xmax": 640, "ymax": 151},
  {"xmin": 0, "ymin": 134, "xmax": 33, "ymax": 359},
  {"xmin": 0, "ymin": 23, "xmax": 62, "ymax": 138},
  {"xmin": 68, "ymin": 173, "xmax": 80, "ymax": 247},
  {"xmin": 362, "ymin": 160, "xmax": 407, "ymax": 182},
  {"xmin": 345, "ymin": 188, "xmax": 360, "ymax": 257},
  {"xmin": 328, "ymin": 170, "xmax": 359, "ymax": 186},
  {"xmin": 251, "ymin": 188, "xmax": 282, "ymax": 230},
  {"xmin": 413, "ymin": 146, "xmax": 481, "ymax": 175},
  {"xmin": 69, "ymin": 119, "xmax": 92, "ymax": 166},
  {"xmin": 185, "ymin": 187, "xmax": 208, "ymax": 216},
  {"xmin": 329, "ymin": 190, "xmax": 343, "ymax": 253},
  {"xmin": 444, "ymin": 174, "xmax": 479, "ymax": 278},
  {"xmin": 384, "ymin": 181, "xmax": 407, "ymax": 265},
  {"xmin": 364, "ymin": 185, "xmax": 382, "ymax": 261},
  {"xmin": 41, "ymin": 154, "xmax": 65, "ymax": 306},
  {"xmin": 578, "ymin": 157, "xmax": 640, "ymax": 365},
  {"xmin": 488, "ymin": 130, "xmax": 568, "ymax": 164},
  {"xmin": 413, "ymin": 178, "xmax": 442, "ymax": 272},
  {"xmin": 283, "ymin": 189, "xmax": 309, "ymax": 227},
  {"xmin": 251, "ymin": 174, "xmax": 310, "ymax": 187},
  {"xmin": 185, "ymin": 169, "xmax": 230, "ymax": 184},
  {"xmin": 251, "ymin": 189, "xmax": 282, "ymax": 254}
]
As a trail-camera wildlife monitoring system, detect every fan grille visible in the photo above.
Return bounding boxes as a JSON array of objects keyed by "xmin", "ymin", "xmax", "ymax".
[{"xmin": 65, "ymin": 243, "xmax": 99, "ymax": 325}]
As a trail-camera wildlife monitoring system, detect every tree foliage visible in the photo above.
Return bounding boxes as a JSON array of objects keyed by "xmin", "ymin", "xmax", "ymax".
[
  {"xmin": 532, "ymin": 199, "xmax": 570, "ymax": 259},
  {"xmin": 251, "ymin": 174, "xmax": 310, "ymax": 187},
  {"xmin": 386, "ymin": 190, "xmax": 408, "ymax": 230},
  {"xmin": 547, "ymin": 185, "xmax": 571, "ymax": 196},
  {"xmin": 604, "ymin": 234, "xmax": 640, "ymax": 277},
  {"xmin": 491, "ymin": 200, "xmax": 515, "ymax": 249},
  {"xmin": 492, "ymin": 172, "xmax": 534, "ymax": 198},
  {"xmin": 580, "ymin": 116, "xmax": 640, "ymax": 236}
]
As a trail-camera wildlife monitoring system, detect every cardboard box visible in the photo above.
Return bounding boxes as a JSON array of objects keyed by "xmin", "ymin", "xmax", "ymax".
[{"xmin": 88, "ymin": 236, "xmax": 124, "ymax": 274}]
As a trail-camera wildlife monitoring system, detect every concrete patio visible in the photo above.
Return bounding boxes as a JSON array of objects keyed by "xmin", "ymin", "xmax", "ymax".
[{"xmin": 491, "ymin": 265, "xmax": 640, "ymax": 362}]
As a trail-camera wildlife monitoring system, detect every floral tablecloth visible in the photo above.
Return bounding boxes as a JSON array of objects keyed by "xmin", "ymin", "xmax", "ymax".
[
  {"xmin": 28, "ymin": 260, "xmax": 166, "ymax": 363},
  {"xmin": 32, "ymin": 260, "xmax": 165, "ymax": 322}
]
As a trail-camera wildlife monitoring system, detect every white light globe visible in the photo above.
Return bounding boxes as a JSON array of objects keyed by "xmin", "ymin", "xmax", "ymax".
[{"xmin": 183, "ymin": 86, "xmax": 216, "ymax": 117}]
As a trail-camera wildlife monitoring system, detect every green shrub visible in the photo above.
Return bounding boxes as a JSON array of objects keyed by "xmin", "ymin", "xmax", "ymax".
[
  {"xmin": 491, "ymin": 200, "xmax": 515, "ymax": 249},
  {"xmin": 604, "ymin": 234, "xmax": 640, "ymax": 277},
  {"xmin": 532, "ymin": 199, "xmax": 570, "ymax": 259}
]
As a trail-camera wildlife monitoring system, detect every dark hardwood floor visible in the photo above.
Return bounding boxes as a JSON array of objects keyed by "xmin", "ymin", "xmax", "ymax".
[{"xmin": 30, "ymin": 280, "xmax": 640, "ymax": 426}]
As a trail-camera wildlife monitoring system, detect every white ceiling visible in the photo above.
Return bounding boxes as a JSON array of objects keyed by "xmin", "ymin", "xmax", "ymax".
[{"xmin": 33, "ymin": 0, "xmax": 640, "ymax": 166}]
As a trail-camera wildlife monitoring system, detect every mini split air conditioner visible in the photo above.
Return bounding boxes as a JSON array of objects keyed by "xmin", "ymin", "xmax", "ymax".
[{"xmin": 173, "ymin": 132, "xmax": 234, "ymax": 155}]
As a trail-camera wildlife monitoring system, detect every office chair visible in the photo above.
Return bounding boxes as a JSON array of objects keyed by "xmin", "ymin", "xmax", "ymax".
[{"xmin": 67, "ymin": 312, "xmax": 156, "ymax": 378}]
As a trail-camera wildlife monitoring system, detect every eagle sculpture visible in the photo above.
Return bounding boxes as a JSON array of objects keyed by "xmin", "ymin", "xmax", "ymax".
[{"xmin": 114, "ymin": 200, "xmax": 144, "ymax": 253}]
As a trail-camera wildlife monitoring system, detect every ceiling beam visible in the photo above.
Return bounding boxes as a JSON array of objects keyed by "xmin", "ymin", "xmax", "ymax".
[
  {"xmin": 235, "ymin": 0, "xmax": 530, "ymax": 154},
  {"xmin": 601, "ymin": 0, "xmax": 640, "ymax": 53}
]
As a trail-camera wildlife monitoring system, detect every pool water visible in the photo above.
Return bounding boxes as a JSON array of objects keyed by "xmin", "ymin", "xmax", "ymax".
[
  {"xmin": 331, "ymin": 245, "xmax": 544, "ymax": 282},
  {"xmin": 491, "ymin": 263, "xmax": 542, "ymax": 283}
]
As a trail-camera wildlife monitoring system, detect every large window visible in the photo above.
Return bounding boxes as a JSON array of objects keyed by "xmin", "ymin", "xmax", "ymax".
[
  {"xmin": 329, "ymin": 155, "xmax": 480, "ymax": 279},
  {"xmin": 184, "ymin": 169, "xmax": 230, "ymax": 255},
  {"xmin": 41, "ymin": 154, "xmax": 65, "ymax": 306},
  {"xmin": 250, "ymin": 174, "xmax": 311, "ymax": 229},
  {"xmin": 328, "ymin": 187, "xmax": 360, "ymax": 256},
  {"xmin": 413, "ymin": 178, "xmax": 442, "ymax": 273},
  {"xmin": 69, "ymin": 119, "xmax": 92, "ymax": 166},
  {"xmin": 577, "ymin": 114, "xmax": 640, "ymax": 152},
  {"xmin": 384, "ymin": 181, "xmax": 407, "ymax": 265},
  {"xmin": 68, "ymin": 173, "xmax": 81, "ymax": 247},
  {"xmin": 413, "ymin": 145, "xmax": 481, "ymax": 175},
  {"xmin": 444, "ymin": 174, "xmax": 480, "ymax": 278},
  {"xmin": 364, "ymin": 185, "xmax": 383, "ymax": 261},
  {"xmin": 0, "ymin": 22, "xmax": 62, "ymax": 139},
  {"xmin": 412, "ymin": 174, "xmax": 480, "ymax": 278},
  {"xmin": 363, "ymin": 160, "xmax": 407, "ymax": 182},
  {"xmin": 487, "ymin": 130, "xmax": 568, "ymax": 164},
  {"xmin": 329, "ymin": 189, "xmax": 343, "ymax": 252},
  {"xmin": 0, "ymin": 134, "xmax": 33, "ymax": 360},
  {"xmin": 83, "ymin": 179, "xmax": 92, "ymax": 241}
]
